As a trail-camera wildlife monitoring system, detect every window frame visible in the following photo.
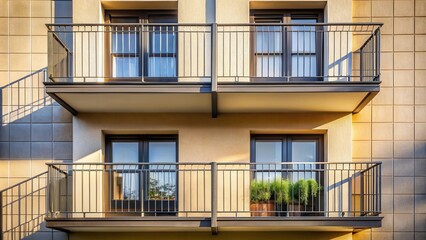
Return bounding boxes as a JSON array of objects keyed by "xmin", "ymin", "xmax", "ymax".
[
  {"xmin": 250, "ymin": 10, "xmax": 324, "ymax": 81},
  {"xmin": 105, "ymin": 10, "xmax": 178, "ymax": 81},
  {"xmin": 105, "ymin": 134, "xmax": 179, "ymax": 215}
]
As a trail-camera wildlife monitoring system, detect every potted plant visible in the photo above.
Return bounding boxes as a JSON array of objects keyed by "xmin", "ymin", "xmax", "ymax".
[
  {"xmin": 270, "ymin": 178, "xmax": 291, "ymax": 215},
  {"xmin": 250, "ymin": 179, "xmax": 274, "ymax": 216},
  {"xmin": 289, "ymin": 179, "xmax": 319, "ymax": 216}
]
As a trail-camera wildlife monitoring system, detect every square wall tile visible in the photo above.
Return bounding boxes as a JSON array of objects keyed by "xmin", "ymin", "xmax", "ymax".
[
  {"xmin": 394, "ymin": 141, "xmax": 415, "ymax": 158},
  {"xmin": 394, "ymin": 159, "xmax": 414, "ymax": 176},
  {"xmin": 415, "ymin": 159, "xmax": 426, "ymax": 176},
  {"xmin": 394, "ymin": 214, "xmax": 414, "ymax": 231},
  {"xmin": 394, "ymin": 87, "xmax": 414, "ymax": 105},
  {"xmin": 372, "ymin": 141, "xmax": 393, "ymax": 158},
  {"xmin": 9, "ymin": 141, "xmax": 30, "ymax": 159},
  {"xmin": 394, "ymin": 123, "xmax": 414, "ymax": 140},
  {"xmin": 394, "ymin": 195, "xmax": 414, "ymax": 213},
  {"xmin": 395, "ymin": 1, "xmax": 415, "ymax": 17},
  {"xmin": 415, "ymin": 141, "xmax": 426, "ymax": 158},
  {"xmin": 31, "ymin": 124, "xmax": 52, "ymax": 141},
  {"xmin": 394, "ymin": 177, "xmax": 414, "ymax": 194},
  {"xmin": 9, "ymin": 124, "xmax": 30, "ymax": 141}
]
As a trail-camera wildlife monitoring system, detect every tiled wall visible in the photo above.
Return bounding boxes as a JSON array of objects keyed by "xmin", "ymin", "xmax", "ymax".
[
  {"xmin": 352, "ymin": 0, "xmax": 426, "ymax": 239},
  {"xmin": 0, "ymin": 0, "xmax": 72, "ymax": 239}
]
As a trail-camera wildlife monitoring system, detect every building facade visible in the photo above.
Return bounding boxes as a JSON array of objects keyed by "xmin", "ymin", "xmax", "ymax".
[{"xmin": 0, "ymin": 0, "xmax": 425, "ymax": 240}]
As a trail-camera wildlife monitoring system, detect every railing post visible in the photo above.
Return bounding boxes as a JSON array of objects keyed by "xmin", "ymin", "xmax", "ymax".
[
  {"xmin": 211, "ymin": 162, "xmax": 218, "ymax": 234},
  {"xmin": 211, "ymin": 23, "xmax": 218, "ymax": 118},
  {"xmin": 46, "ymin": 165, "xmax": 51, "ymax": 218},
  {"xmin": 360, "ymin": 171, "xmax": 365, "ymax": 216},
  {"xmin": 359, "ymin": 47, "xmax": 363, "ymax": 82},
  {"xmin": 375, "ymin": 28, "xmax": 381, "ymax": 81},
  {"xmin": 0, "ymin": 191, "xmax": 3, "ymax": 240}
]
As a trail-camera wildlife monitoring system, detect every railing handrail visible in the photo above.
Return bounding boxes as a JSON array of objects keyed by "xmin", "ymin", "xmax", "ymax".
[
  {"xmin": 46, "ymin": 22, "xmax": 383, "ymax": 28},
  {"xmin": 0, "ymin": 171, "xmax": 48, "ymax": 194},
  {"xmin": 45, "ymin": 161, "xmax": 382, "ymax": 166}
]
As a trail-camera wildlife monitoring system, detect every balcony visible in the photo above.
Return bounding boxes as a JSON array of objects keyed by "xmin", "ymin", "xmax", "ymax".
[
  {"xmin": 45, "ymin": 162, "xmax": 382, "ymax": 233},
  {"xmin": 45, "ymin": 23, "xmax": 382, "ymax": 116}
]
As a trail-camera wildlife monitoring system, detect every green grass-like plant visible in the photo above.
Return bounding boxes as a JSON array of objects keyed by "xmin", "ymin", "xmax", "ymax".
[
  {"xmin": 292, "ymin": 179, "xmax": 320, "ymax": 205},
  {"xmin": 270, "ymin": 178, "xmax": 291, "ymax": 205},
  {"xmin": 250, "ymin": 179, "xmax": 271, "ymax": 203}
]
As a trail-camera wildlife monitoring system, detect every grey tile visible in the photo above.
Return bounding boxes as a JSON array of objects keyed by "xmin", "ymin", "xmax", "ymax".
[
  {"xmin": 415, "ymin": 159, "xmax": 426, "ymax": 176},
  {"xmin": 53, "ymin": 106, "xmax": 72, "ymax": 123},
  {"xmin": 381, "ymin": 159, "xmax": 393, "ymax": 177},
  {"xmin": 31, "ymin": 142, "xmax": 53, "ymax": 159},
  {"xmin": 415, "ymin": 195, "xmax": 426, "ymax": 214},
  {"xmin": 53, "ymin": 123, "xmax": 72, "ymax": 141},
  {"xmin": 394, "ymin": 177, "xmax": 414, "ymax": 194},
  {"xmin": 415, "ymin": 141, "xmax": 426, "ymax": 158},
  {"xmin": 53, "ymin": 142, "xmax": 72, "ymax": 160},
  {"xmin": 394, "ymin": 214, "xmax": 414, "ymax": 231},
  {"xmin": 0, "ymin": 125, "xmax": 9, "ymax": 141},
  {"xmin": 10, "ymin": 124, "xmax": 31, "ymax": 141},
  {"xmin": 382, "ymin": 176, "xmax": 394, "ymax": 195},
  {"xmin": 54, "ymin": 1, "xmax": 72, "ymax": 18},
  {"xmin": 31, "ymin": 124, "xmax": 52, "ymax": 141},
  {"xmin": 415, "ymin": 214, "xmax": 426, "ymax": 231},
  {"xmin": 52, "ymin": 231, "xmax": 68, "ymax": 240},
  {"xmin": 10, "ymin": 142, "xmax": 30, "ymax": 159},
  {"xmin": 381, "ymin": 195, "xmax": 394, "ymax": 214},
  {"xmin": 0, "ymin": 142, "xmax": 9, "ymax": 159},
  {"xmin": 393, "ymin": 232, "xmax": 414, "ymax": 240},
  {"xmin": 30, "ymin": 106, "xmax": 52, "ymax": 123},
  {"xmin": 394, "ymin": 195, "xmax": 414, "ymax": 213},
  {"xmin": 415, "ymin": 177, "xmax": 426, "ymax": 194},
  {"xmin": 394, "ymin": 159, "xmax": 414, "ymax": 177},
  {"xmin": 415, "ymin": 232, "xmax": 426, "ymax": 240}
]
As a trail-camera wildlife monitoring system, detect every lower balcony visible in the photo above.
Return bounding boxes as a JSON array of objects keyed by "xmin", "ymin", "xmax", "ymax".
[{"xmin": 46, "ymin": 162, "xmax": 382, "ymax": 233}]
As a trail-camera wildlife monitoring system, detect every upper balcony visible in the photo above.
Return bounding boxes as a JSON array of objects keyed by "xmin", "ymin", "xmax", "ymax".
[
  {"xmin": 45, "ymin": 162, "xmax": 382, "ymax": 233},
  {"xmin": 45, "ymin": 23, "xmax": 382, "ymax": 116}
]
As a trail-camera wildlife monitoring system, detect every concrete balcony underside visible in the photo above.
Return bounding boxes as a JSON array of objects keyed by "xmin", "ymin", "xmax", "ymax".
[
  {"xmin": 45, "ymin": 216, "xmax": 383, "ymax": 233},
  {"xmin": 44, "ymin": 81, "xmax": 380, "ymax": 116}
]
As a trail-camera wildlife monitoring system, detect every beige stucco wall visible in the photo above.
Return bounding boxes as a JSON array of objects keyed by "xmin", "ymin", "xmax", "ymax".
[{"xmin": 71, "ymin": 112, "xmax": 352, "ymax": 217}]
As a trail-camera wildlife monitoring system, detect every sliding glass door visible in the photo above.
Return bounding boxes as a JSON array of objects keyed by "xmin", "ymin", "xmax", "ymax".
[{"xmin": 107, "ymin": 135, "xmax": 177, "ymax": 215}]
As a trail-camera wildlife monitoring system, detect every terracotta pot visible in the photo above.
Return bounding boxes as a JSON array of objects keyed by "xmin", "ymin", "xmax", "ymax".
[{"xmin": 250, "ymin": 201, "xmax": 275, "ymax": 217}]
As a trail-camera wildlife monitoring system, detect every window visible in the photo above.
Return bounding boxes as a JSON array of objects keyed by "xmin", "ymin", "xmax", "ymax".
[
  {"xmin": 251, "ymin": 10, "xmax": 323, "ymax": 80},
  {"xmin": 251, "ymin": 135, "xmax": 323, "ymax": 181},
  {"xmin": 251, "ymin": 134, "xmax": 324, "ymax": 215},
  {"xmin": 111, "ymin": 17, "xmax": 140, "ymax": 78},
  {"xmin": 106, "ymin": 135, "xmax": 178, "ymax": 215},
  {"xmin": 106, "ymin": 11, "xmax": 177, "ymax": 79}
]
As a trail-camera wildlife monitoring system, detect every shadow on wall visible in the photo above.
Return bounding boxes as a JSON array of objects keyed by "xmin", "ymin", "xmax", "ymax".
[
  {"xmin": 0, "ymin": 68, "xmax": 72, "ymax": 240},
  {"xmin": 1, "ymin": 68, "xmax": 51, "ymax": 125}
]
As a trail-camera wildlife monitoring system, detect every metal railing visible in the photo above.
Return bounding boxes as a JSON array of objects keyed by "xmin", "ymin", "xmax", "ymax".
[
  {"xmin": 47, "ymin": 24, "xmax": 212, "ymax": 83},
  {"xmin": 0, "ymin": 172, "xmax": 48, "ymax": 240},
  {"xmin": 47, "ymin": 23, "xmax": 381, "ymax": 84},
  {"xmin": 46, "ymin": 162, "xmax": 381, "ymax": 219}
]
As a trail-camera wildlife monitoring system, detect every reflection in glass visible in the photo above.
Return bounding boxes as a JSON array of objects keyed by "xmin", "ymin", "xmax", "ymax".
[
  {"xmin": 111, "ymin": 30, "xmax": 140, "ymax": 78},
  {"xmin": 255, "ymin": 26, "xmax": 283, "ymax": 77},
  {"xmin": 112, "ymin": 142, "xmax": 139, "ymax": 200},
  {"xmin": 291, "ymin": 19, "xmax": 317, "ymax": 77},
  {"xmin": 255, "ymin": 141, "xmax": 282, "ymax": 180},
  {"xmin": 291, "ymin": 141, "xmax": 317, "ymax": 181},
  {"xmin": 148, "ymin": 27, "xmax": 177, "ymax": 77},
  {"xmin": 148, "ymin": 142, "xmax": 177, "ymax": 200}
]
